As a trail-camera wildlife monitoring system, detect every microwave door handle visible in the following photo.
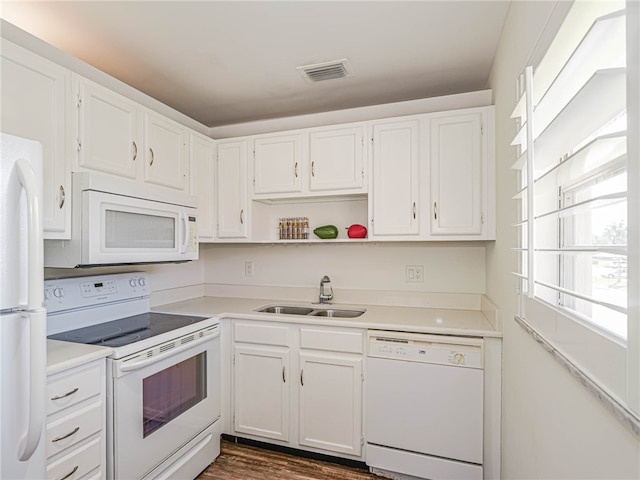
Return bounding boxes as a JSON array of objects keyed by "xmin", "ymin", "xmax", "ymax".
[
  {"xmin": 15, "ymin": 159, "xmax": 46, "ymax": 461},
  {"xmin": 179, "ymin": 211, "xmax": 189, "ymax": 254}
]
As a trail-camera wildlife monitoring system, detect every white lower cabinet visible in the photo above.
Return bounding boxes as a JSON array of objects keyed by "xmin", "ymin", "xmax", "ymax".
[
  {"xmin": 232, "ymin": 321, "xmax": 364, "ymax": 459},
  {"xmin": 298, "ymin": 351, "xmax": 363, "ymax": 456},
  {"xmin": 46, "ymin": 359, "xmax": 106, "ymax": 480},
  {"xmin": 234, "ymin": 344, "xmax": 290, "ymax": 442}
]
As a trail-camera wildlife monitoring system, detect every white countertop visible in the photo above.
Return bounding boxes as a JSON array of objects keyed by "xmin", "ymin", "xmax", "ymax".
[
  {"xmin": 47, "ymin": 339, "xmax": 113, "ymax": 375},
  {"xmin": 154, "ymin": 296, "xmax": 501, "ymax": 338}
]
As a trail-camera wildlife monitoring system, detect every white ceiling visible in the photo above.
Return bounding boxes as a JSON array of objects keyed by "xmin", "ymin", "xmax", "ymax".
[{"xmin": 1, "ymin": 1, "xmax": 510, "ymax": 128}]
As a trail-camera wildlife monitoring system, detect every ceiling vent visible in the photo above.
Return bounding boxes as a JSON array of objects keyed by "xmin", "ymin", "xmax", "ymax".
[{"xmin": 297, "ymin": 59, "xmax": 353, "ymax": 84}]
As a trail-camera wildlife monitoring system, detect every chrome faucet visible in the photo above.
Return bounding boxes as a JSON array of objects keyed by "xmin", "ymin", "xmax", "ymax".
[{"xmin": 318, "ymin": 275, "xmax": 334, "ymax": 304}]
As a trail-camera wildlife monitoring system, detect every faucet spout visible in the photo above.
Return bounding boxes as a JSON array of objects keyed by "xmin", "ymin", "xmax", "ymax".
[{"xmin": 318, "ymin": 275, "xmax": 334, "ymax": 304}]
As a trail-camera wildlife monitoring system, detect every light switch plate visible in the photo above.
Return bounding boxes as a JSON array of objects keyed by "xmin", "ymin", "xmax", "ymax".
[{"xmin": 406, "ymin": 265, "xmax": 424, "ymax": 282}]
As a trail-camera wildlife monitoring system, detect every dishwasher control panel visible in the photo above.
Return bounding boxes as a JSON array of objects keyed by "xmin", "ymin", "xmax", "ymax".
[{"xmin": 368, "ymin": 331, "xmax": 483, "ymax": 369}]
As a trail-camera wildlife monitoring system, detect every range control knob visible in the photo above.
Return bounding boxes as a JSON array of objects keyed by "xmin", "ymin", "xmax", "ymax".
[
  {"xmin": 53, "ymin": 287, "xmax": 64, "ymax": 298},
  {"xmin": 138, "ymin": 277, "xmax": 146, "ymax": 287},
  {"xmin": 129, "ymin": 279, "xmax": 137, "ymax": 288}
]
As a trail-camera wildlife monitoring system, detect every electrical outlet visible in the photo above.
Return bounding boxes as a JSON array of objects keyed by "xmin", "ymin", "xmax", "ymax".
[
  {"xmin": 406, "ymin": 265, "xmax": 424, "ymax": 283},
  {"xmin": 244, "ymin": 261, "xmax": 254, "ymax": 277}
]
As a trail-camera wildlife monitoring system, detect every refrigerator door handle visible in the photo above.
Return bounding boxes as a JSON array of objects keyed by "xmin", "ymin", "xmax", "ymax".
[
  {"xmin": 16, "ymin": 158, "xmax": 44, "ymax": 310},
  {"xmin": 15, "ymin": 158, "xmax": 46, "ymax": 462}
]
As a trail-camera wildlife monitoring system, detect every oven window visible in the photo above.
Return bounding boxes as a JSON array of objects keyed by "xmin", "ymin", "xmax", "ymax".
[{"xmin": 142, "ymin": 352, "xmax": 207, "ymax": 438}]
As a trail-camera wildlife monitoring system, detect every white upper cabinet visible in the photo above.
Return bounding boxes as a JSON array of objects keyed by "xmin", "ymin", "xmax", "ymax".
[
  {"xmin": 189, "ymin": 132, "xmax": 216, "ymax": 241},
  {"xmin": 253, "ymin": 134, "xmax": 303, "ymax": 195},
  {"xmin": 217, "ymin": 140, "xmax": 249, "ymax": 239},
  {"xmin": 369, "ymin": 119, "xmax": 421, "ymax": 239},
  {"xmin": 1, "ymin": 40, "xmax": 72, "ymax": 239},
  {"xmin": 143, "ymin": 111, "xmax": 188, "ymax": 191},
  {"xmin": 428, "ymin": 107, "xmax": 494, "ymax": 239},
  {"xmin": 75, "ymin": 76, "xmax": 190, "ymax": 193},
  {"xmin": 76, "ymin": 77, "xmax": 140, "ymax": 179},
  {"xmin": 309, "ymin": 125, "xmax": 366, "ymax": 193}
]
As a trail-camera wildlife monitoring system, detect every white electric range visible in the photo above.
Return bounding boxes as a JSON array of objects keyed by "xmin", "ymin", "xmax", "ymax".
[{"xmin": 45, "ymin": 272, "xmax": 221, "ymax": 480}]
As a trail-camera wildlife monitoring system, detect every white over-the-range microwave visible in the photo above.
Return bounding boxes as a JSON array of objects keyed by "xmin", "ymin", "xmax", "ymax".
[{"xmin": 45, "ymin": 172, "xmax": 198, "ymax": 268}]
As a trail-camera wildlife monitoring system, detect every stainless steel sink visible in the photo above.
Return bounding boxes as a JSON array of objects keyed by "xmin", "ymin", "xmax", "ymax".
[
  {"xmin": 310, "ymin": 308, "xmax": 365, "ymax": 318},
  {"xmin": 257, "ymin": 305, "xmax": 315, "ymax": 315},
  {"xmin": 255, "ymin": 305, "xmax": 365, "ymax": 318}
]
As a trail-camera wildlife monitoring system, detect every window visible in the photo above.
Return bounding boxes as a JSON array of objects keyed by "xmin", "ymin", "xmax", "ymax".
[{"xmin": 512, "ymin": 0, "xmax": 638, "ymax": 418}]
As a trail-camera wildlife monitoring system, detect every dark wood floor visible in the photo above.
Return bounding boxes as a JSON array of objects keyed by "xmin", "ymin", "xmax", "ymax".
[{"xmin": 197, "ymin": 439, "xmax": 383, "ymax": 480}]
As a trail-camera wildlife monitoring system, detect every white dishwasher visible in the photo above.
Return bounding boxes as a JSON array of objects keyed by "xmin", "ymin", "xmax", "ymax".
[{"xmin": 366, "ymin": 331, "xmax": 484, "ymax": 480}]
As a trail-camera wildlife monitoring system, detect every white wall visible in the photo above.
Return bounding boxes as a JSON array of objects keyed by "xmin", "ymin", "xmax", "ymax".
[
  {"xmin": 487, "ymin": 1, "xmax": 640, "ymax": 478},
  {"xmin": 203, "ymin": 242, "xmax": 485, "ymax": 295}
]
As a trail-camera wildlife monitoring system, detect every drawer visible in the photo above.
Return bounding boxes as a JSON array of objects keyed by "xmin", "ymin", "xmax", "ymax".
[
  {"xmin": 300, "ymin": 327, "xmax": 364, "ymax": 354},
  {"xmin": 46, "ymin": 436, "xmax": 101, "ymax": 480},
  {"xmin": 235, "ymin": 321, "xmax": 290, "ymax": 346},
  {"xmin": 47, "ymin": 401, "xmax": 102, "ymax": 458},
  {"xmin": 48, "ymin": 363, "xmax": 102, "ymax": 415}
]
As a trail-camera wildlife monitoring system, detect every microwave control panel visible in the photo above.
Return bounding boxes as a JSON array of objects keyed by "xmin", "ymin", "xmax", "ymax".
[{"xmin": 187, "ymin": 215, "xmax": 198, "ymax": 253}]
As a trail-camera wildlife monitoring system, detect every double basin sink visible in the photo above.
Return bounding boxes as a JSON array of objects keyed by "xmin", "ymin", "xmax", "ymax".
[{"xmin": 256, "ymin": 304, "xmax": 365, "ymax": 318}]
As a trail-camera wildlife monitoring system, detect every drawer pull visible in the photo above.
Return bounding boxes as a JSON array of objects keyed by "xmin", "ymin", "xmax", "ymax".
[
  {"xmin": 51, "ymin": 387, "xmax": 78, "ymax": 401},
  {"xmin": 52, "ymin": 426, "xmax": 79, "ymax": 443},
  {"xmin": 56, "ymin": 465, "xmax": 78, "ymax": 480}
]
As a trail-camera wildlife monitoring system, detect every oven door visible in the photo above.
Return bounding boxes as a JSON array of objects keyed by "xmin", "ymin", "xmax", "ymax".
[
  {"xmin": 83, "ymin": 190, "xmax": 198, "ymax": 265},
  {"xmin": 110, "ymin": 332, "xmax": 220, "ymax": 480}
]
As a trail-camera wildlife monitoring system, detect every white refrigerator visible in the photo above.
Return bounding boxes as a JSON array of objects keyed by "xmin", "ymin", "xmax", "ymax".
[{"xmin": 0, "ymin": 133, "xmax": 47, "ymax": 479}]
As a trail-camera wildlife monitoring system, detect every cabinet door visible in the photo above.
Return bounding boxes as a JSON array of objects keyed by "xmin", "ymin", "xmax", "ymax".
[
  {"xmin": 144, "ymin": 111, "xmax": 188, "ymax": 191},
  {"xmin": 217, "ymin": 141, "xmax": 249, "ymax": 239},
  {"xmin": 234, "ymin": 345, "xmax": 290, "ymax": 442},
  {"xmin": 370, "ymin": 120, "xmax": 420, "ymax": 238},
  {"xmin": 253, "ymin": 134, "xmax": 302, "ymax": 195},
  {"xmin": 309, "ymin": 125, "xmax": 366, "ymax": 193},
  {"xmin": 298, "ymin": 352, "xmax": 362, "ymax": 456},
  {"xmin": 76, "ymin": 78, "xmax": 140, "ymax": 179},
  {"xmin": 1, "ymin": 40, "xmax": 71, "ymax": 239},
  {"xmin": 430, "ymin": 111, "xmax": 484, "ymax": 236},
  {"xmin": 190, "ymin": 132, "xmax": 215, "ymax": 240}
]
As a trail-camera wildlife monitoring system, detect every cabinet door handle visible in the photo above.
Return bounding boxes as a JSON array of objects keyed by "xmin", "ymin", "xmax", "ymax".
[
  {"xmin": 50, "ymin": 387, "xmax": 78, "ymax": 401},
  {"xmin": 51, "ymin": 426, "xmax": 79, "ymax": 443},
  {"xmin": 300, "ymin": 369, "xmax": 304, "ymax": 386},
  {"xmin": 434, "ymin": 202, "xmax": 438, "ymax": 220},
  {"xmin": 282, "ymin": 366, "xmax": 286, "ymax": 383},
  {"xmin": 240, "ymin": 209, "xmax": 244, "ymax": 225},
  {"xmin": 58, "ymin": 185, "xmax": 65, "ymax": 209},
  {"xmin": 294, "ymin": 162, "xmax": 298, "ymax": 178},
  {"xmin": 311, "ymin": 161, "xmax": 315, "ymax": 177},
  {"xmin": 413, "ymin": 201, "xmax": 416, "ymax": 219},
  {"xmin": 149, "ymin": 147, "xmax": 155, "ymax": 166},
  {"xmin": 132, "ymin": 141, "xmax": 138, "ymax": 161},
  {"xmin": 56, "ymin": 465, "xmax": 78, "ymax": 480}
]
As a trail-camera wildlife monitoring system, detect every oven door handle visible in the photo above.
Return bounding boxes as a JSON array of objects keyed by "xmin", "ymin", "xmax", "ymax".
[{"xmin": 119, "ymin": 334, "xmax": 216, "ymax": 373}]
